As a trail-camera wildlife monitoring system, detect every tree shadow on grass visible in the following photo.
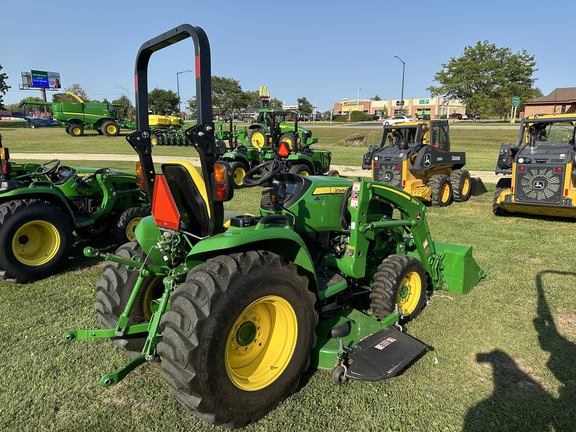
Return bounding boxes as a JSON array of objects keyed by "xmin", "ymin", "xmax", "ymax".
[{"xmin": 463, "ymin": 270, "xmax": 576, "ymax": 431}]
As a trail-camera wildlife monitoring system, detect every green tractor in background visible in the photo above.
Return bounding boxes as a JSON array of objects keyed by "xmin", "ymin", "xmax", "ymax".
[
  {"xmin": 0, "ymin": 134, "xmax": 149, "ymax": 282},
  {"xmin": 64, "ymin": 25, "xmax": 485, "ymax": 428}
]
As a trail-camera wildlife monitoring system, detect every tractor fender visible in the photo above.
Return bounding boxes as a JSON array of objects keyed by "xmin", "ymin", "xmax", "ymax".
[
  {"xmin": 222, "ymin": 152, "xmax": 250, "ymax": 166},
  {"xmin": 0, "ymin": 189, "xmax": 75, "ymax": 221},
  {"xmin": 187, "ymin": 226, "xmax": 319, "ymax": 294}
]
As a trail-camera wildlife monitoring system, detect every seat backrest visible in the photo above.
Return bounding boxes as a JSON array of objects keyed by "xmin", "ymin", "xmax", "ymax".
[{"xmin": 161, "ymin": 160, "xmax": 211, "ymax": 237}]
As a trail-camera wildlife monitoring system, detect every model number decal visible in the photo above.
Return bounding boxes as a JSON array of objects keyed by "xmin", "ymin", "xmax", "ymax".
[{"xmin": 374, "ymin": 337, "xmax": 397, "ymax": 350}]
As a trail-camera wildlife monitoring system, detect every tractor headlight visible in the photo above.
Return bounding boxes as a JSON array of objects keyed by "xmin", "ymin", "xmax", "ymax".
[{"xmin": 518, "ymin": 157, "xmax": 524, "ymax": 163}]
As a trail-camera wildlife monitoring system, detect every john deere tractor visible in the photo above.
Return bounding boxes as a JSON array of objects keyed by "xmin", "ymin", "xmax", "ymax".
[
  {"xmin": 493, "ymin": 113, "xmax": 576, "ymax": 217},
  {"xmin": 22, "ymin": 92, "xmax": 122, "ymax": 137},
  {"xmin": 0, "ymin": 135, "xmax": 149, "ymax": 282},
  {"xmin": 64, "ymin": 24, "xmax": 485, "ymax": 428},
  {"xmin": 362, "ymin": 119, "xmax": 471, "ymax": 206}
]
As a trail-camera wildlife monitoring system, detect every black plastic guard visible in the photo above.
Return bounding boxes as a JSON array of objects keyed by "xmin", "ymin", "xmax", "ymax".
[{"xmin": 346, "ymin": 326, "xmax": 428, "ymax": 381}]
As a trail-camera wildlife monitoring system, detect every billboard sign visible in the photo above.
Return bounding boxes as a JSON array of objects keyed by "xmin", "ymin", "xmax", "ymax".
[{"xmin": 31, "ymin": 70, "xmax": 61, "ymax": 89}]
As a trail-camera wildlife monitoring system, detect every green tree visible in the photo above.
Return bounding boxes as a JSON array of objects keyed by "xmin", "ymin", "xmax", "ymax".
[
  {"xmin": 148, "ymin": 88, "xmax": 179, "ymax": 115},
  {"xmin": 427, "ymin": 41, "xmax": 539, "ymax": 117},
  {"xmin": 372, "ymin": 95, "xmax": 382, "ymax": 101},
  {"xmin": 297, "ymin": 97, "xmax": 312, "ymax": 116},
  {"xmin": 211, "ymin": 76, "xmax": 247, "ymax": 116},
  {"xmin": 53, "ymin": 83, "xmax": 90, "ymax": 102},
  {"xmin": 0, "ymin": 65, "xmax": 11, "ymax": 110}
]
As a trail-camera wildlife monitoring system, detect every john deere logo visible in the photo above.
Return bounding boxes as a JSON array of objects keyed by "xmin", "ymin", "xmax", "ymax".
[
  {"xmin": 424, "ymin": 154, "xmax": 431, "ymax": 167},
  {"xmin": 383, "ymin": 172, "xmax": 392, "ymax": 181},
  {"xmin": 533, "ymin": 180, "xmax": 545, "ymax": 190}
]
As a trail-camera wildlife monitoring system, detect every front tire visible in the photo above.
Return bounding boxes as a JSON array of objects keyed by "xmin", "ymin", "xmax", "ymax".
[
  {"xmin": 113, "ymin": 207, "xmax": 150, "ymax": 244},
  {"xmin": 69, "ymin": 123, "xmax": 84, "ymax": 137},
  {"xmin": 289, "ymin": 164, "xmax": 312, "ymax": 176},
  {"xmin": 369, "ymin": 254, "xmax": 428, "ymax": 323},
  {"xmin": 157, "ymin": 251, "xmax": 317, "ymax": 427},
  {"xmin": 0, "ymin": 199, "xmax": 73, "ymax": 282},
  {"xmin": 101, "ymin": 121, "xmax": 120, "ymax": 136}
]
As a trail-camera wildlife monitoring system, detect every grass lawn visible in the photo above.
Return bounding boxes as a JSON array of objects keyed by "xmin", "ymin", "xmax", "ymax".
[
  {"xmin": 0, "ymin": 122, "xmax": 518, "ymax": 172},
  {"xmin": 0, "ymin": 121, "xmax": 574, "ymax": 431}
]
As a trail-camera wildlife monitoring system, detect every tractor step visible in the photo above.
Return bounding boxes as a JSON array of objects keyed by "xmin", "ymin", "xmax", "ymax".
[{"xmin": 346, "ymin": 326, "xmax": 428, "ymax": 381}]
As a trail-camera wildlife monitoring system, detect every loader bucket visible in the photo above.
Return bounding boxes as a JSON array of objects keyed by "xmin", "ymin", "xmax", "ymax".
[{"xmin": 434, "ymin": 242, "xmax": 486, "ymax": 294}]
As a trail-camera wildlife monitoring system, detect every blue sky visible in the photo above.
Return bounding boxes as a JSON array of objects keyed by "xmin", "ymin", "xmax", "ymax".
[{"xmin": 2, "ymin": 0, "xmax": 575, "ymax": 112}]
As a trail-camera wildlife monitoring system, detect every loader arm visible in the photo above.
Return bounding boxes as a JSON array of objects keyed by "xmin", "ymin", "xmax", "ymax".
[{"xmin": 335, "ymin": 178, "xmax": 441, "ymax": 285}]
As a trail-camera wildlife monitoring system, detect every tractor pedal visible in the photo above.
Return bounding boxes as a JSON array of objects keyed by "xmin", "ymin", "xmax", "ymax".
[{"xmin": 346, "ymin": 326, "xmax": 428, "ymax": 381}]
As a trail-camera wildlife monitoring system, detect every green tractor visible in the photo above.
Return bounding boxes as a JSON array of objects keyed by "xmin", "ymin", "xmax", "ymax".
[
  {"xmin": 64, "ymin": 25, "xmax": 485, "ymax": 428},
  {"xmin": 0, "ymin": 135, "xmax": 149, "ymax": 282}
]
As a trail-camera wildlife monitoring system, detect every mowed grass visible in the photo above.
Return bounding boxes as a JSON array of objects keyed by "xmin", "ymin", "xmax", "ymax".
[
  {"xmin": 0, "ymin": 122, "xmax": 574, "ymax": 431},
  {"xmin": 0, "ymin": 122, "xmax": 518, "ymax": 171}
]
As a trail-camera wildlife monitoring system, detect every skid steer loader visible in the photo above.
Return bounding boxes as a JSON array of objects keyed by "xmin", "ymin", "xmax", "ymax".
[
  {"xmin": 64, "ymin": 24, "xmax": 486, "ymax": 428},
  {"xmin": 493, "ymin": 113, "xmax": 576, "ymax": 217},
  {"xmin": 362, "ymin": 120, "xmax": 473, "ymax": 206}
]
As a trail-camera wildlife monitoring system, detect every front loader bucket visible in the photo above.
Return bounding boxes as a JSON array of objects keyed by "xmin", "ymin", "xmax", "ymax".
[{"xmin": 434, "ymin": 242, "xmax": 486, "ymax": 294}]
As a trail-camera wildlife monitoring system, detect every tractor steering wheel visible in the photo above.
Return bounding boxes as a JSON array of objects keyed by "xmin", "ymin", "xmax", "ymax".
[
  {"xmin": 35, "ymin": 159, "xmax": 61, "ymax": 176},
  {"xmin": 242, "ymin": 160, "xmax": 284, "ymax": 187}
]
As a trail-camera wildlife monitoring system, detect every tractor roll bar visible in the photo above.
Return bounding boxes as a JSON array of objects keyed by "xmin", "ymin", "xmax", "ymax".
[{"xmin": 128, "ymin": 24, "xmax": 213, "ymax": 198}]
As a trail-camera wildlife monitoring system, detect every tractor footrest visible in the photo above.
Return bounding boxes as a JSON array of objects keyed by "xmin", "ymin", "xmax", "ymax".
[{"xmin": 346, "ymin": 326, "xmax": 427, "ymax": 381}]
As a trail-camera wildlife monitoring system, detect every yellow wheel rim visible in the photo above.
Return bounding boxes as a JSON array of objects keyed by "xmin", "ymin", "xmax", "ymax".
[
  {"xmin": 250, "ymin": 131, "xmax": 266, "ymax": 148},
  {"xmin": 396, "ymin": 271, "xmax": 422, "ymax": 315},
  {"xmin": 461, "ymin": 177, "xmax": 471, "ymax": 197},
  {"xmin": 226, "ymin": 295, "xmax": 297, "ymax": 391},
  {"xmin": 12, "ymin": 220, "xmax": 60, "ymax": 266},
  {"xmin": 151, "ymin": 135, "xmax": 158, "ymax": 146},
  {"xmin": 142, "ymin": 276, "xmax": 164, "ymax": 319},
  {"xmin": 125, "ymin": 217, "xmax": 143, "ymax": 241},
  {"xmin": 441, "ymin": 183, "xmax": 451, "ymax": 203},
  {"xmin": 71, "ymin": 127, "xmax": 81, "ymax": 136},
  {"xmin": 106, "ymin": 124, "xmax": 118, "ymax": 135},
  {"xmin": 233, "ymin": 166, "xmax": 246, "ymax": 186},
  {"xmin": 283, "ymin": 137, "xmax": 294, "ymax": 150},
  {"xmin": 300, "ymin": 170, "xmax": 310, "ymax": 176}
]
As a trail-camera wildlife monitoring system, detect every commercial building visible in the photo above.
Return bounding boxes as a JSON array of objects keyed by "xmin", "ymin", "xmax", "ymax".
[
  {"xmin": 523, "ymin": 87, "xmax": 576, "ymax": 116},
  {"xmin": 333, "ymin": 97, "xmax": 466, "ymax": 119}
]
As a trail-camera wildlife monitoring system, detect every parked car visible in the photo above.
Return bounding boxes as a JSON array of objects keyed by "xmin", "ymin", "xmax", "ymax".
[
  {"xmin": 382, "ymin": 114, "xmax": 413, "ymax": 126},
  {"xmin": 450, "ymin": 113, "xmax": 463, "ymax": 120}
]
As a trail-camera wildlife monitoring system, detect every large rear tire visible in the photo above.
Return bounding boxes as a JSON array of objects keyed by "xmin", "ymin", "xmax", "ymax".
[
  {"xmin": 157, "ymin": 251, "xmax": 317, "ymax": 428},
  {"xmin": 248, "ymin": 128, "xmax": 266, "ymax": 148},
  {"xmin": 369, "ymin": 254, "xmax": 428, "ymax": 323},
  {"xmin": 228, "ymin": 161, "xmax": 247, "ymax": 188},
  {"xmin": 428, "ymin": 174, "xmax": 453, "ymax": 207},
  {"xmin": 0, "ymin": 199, "xmax": 73, "ymax": 282},
  {"xmin": 95, "ymin": 241, "xmax": 164, "ymax": 355}
]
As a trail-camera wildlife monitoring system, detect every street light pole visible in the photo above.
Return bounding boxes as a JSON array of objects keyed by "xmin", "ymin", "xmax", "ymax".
[
  {"xmin": 394, "ymin": 56, "xmax": 405, "ymax": 114},
  {"xmin": 176, "ymin": 70, "xmax": 193, "ymax": 116},
  {"xmin": 357, "ymin": 88, "xmax": 362, "ymax": 110}
]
